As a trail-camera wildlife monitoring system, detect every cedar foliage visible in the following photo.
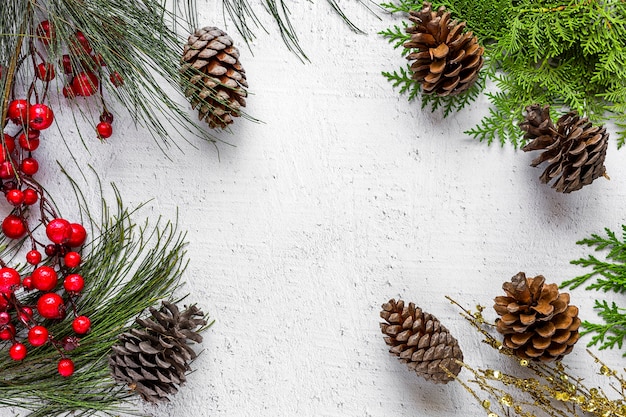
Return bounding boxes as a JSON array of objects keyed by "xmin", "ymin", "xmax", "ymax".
[
  {"xmin": 562, "ymin": 225, "xmax": 626, "ymax": 355},
  {"xmin": 381, "ymin": 0, "xmax": 626, "ymax": 148}
]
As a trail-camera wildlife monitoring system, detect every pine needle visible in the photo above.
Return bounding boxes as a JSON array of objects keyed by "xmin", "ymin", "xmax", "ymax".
[{"xmin": 0, "ymin": 180, "xmax": 204, "ymax": 416}]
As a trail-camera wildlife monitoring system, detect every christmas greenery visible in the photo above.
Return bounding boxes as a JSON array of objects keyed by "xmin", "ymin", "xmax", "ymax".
[
  {"xmin": 562, "ymin": 226, "xmax": 626, "ymax": 355},
  {"xmin": 381, "ymin": 0, "xmax": 626, "ymax": 148},
  {"xmin": 0, "ymin": 186, "xmax": 212, "ymax": 416}
]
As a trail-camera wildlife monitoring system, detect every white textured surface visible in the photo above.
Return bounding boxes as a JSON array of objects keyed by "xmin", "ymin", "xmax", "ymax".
[{"xmin": 7, "ymin": 2, "xmax": 626, "ymax": 416}]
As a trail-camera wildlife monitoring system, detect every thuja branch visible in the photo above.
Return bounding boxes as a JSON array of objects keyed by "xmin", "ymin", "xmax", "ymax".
[{"xmin": 562, "ymin": 225, "xmax": 626, "ymax": 354}]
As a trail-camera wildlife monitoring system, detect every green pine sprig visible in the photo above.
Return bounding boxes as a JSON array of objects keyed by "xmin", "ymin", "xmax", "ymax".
[
  {"xmin": 222, "ymin": 0, "xmax": 377, "ymax": 61},
  {"xmin": 0, "ymin": 184, "xmax": 213, "ymax": 416},
  {"xmin": 562, "ymin": 225, "xmax": 626, "ymax": 355}
]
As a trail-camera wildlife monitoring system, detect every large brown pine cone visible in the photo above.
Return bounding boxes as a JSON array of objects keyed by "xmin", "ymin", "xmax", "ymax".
[
  {"xmin": 109, "ymin": 301, "xmax": 207, "ymax": 403},
  {"xmin": 404, "ymin": 2, "xmax": 484, "ymax": 96},
  {"xmin": 521, "ymin": 104, "xmax": 609, "ymax": 193},
  {"xmin": 181, "ymin": 27, "xmax": 247, "ymax": 129},
  {"xmin": 380, "ymin": 299, "xmax": 463, "ymax": 383},
  {"xmin": 494, "ymin": 272, "xmax": 580, "ymax": 362}
]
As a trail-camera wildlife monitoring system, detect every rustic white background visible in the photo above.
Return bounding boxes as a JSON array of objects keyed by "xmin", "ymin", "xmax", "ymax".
[{"xmin": 7, "ymin": 1, "xmax": 626, "ymax": 416}]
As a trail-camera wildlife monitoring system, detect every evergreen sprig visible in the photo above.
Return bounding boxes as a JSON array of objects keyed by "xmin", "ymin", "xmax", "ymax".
[
  {"xmin": 0, "ymin": 187, "xmax": 210, "ymax": 416},
  {"xmin": 562, "ymin": 225, "xmax": 626, "ymax": 355},
  {"xmin": 381, "ymin": 0, "xmax": 626, "ymax": 148},
  {"xmin": 1, "ymin": 0, "xmax": 239, "ymax": 152},
  {"xmin": 379, "ymin": 8, "xmax": 487, "ymax": 116}
]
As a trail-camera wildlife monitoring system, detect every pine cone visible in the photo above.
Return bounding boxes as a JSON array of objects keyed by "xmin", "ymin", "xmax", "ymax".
[
  {"xmin": 109, "ymin": 301, "xmax": 207, "ymax": 403},
  {"xmin": 494, "ymin": 272, "xmax": 580, "ymax": 362},
  {"xmin": 181, "ymin": 27, "xmax": 247, "ymax": 129},
  {"xmin": 521, "ymin": 104, "xmax": 609, "ymax": 193},
  {"xmin": 404, "ymin": 2, "xmax": 484, "ymax": 96},
  {"xmin": 380, "ymin": 299, "xmax": 463, "ymax": 383}
]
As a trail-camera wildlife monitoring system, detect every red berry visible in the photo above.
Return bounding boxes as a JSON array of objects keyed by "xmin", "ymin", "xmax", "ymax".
[
  {"xmin": 1, "ymin": 134, "xmax": 15, "ymax": 162},
  {"xmin": 60, "ymin": 335, "xmax": 80, "ymax": 351},
  {"xmin": 18, "ymin": 133, "xmax": 39, "ymax": 151},
  {"xmin": 36, "ymin": 20, "xmax": 53, "ymax": 46},
  {"xmin": 32, "ymin": 266, "xmax": 58, "ymax": 291},
  {"xmin": 7, "ymin": 100, "xmax": 29, "ymax": 124},
  {"xmin": 0, "ymin": 160, "xmax": 16, "ymax": 179},
  {"xmin": 0, "ymin": 323, "xmax": 15, "ymax": 340},
  {"xmin": 57, "ymin": 358, "xmax": 74, "ymax": 377},
  {"xmin": 3, "ymin": 133, "xmax": 15, "ymax": 152},
  {"xmin": 44, "ymin": 244, "xmax": 57, "ymax": 257},
  {"xmin": 0, "ymin": 267, "xmax": 20, "ymax": 294},
  {"xmin": 22, "ymin": 275, "xmax": 33, "ymax": 290},
  {"xmin": 36, "ymin": 292, "xmax": 65, "ymax": 319},
  {"xmin": 18, "ymin": 306, "xmax": 33, "ymax": 323},
  {"xmin": 28, "ymin": 103, "xmax": 54, "ymax": 130},
  {"xmin": 62, "ymin": 85, "xmax": 75, "ymax": 99},
  {"xmin": 46, "ymin": 218, "xmax": 72, "ymax": 244},
  {"xmin": 0, "ymin": 312, "xmax": 9, "ymax": 325},
  {"xmin": 20, "ymin": 157, "xmax": 39, "ymax": 176},
  {"xmin": 36, "ymin": 62, "xmax": 55, "ymax": 81},
  {"xmin": 9, "ymin": 343, "xmax": 27, "ymax": 360},
  {"xmin": 64, "ymin": 251, "xmax": 81, "ymax": 268},
  {"xmin": 2, "ymin": 215, "xmax": 26, "ymax": 239},
  {"xmin": 71, "ymin": 72, "xmax": 98, "ymax": 96},
  {"xmin": 73, "ymin": 31, "xmax": 92, "ymax": 54},
  {"xmin": 61, "ymin": 54, "xmax": 73, "ymax": 74},
  {"xmin": 93, "ymin": 54, "xmax": 106, "ymax": 66},
  {"xmin": 99, "ymin": 111, "xmax": 114, "ymax": 124},
  {"xmin": 72, "ymin": 315, "xmax": 91, "ymax": 334},
  {"xmin": 23, "ymin": 188, "xmax": 38, "ymax": 205},
  {"xmin": 67, "ymin": 223, "xmax": 87, "ymax": 247},
  {"xmin": 63, "ymin": 274, "xmax": 84, "ymax": 293},
  {"xmin": 26, "ymin": 250, "xmax": 42, "ymax": 265},
  {"xmin": 6, "ymin": 189, "xmax": 24, "ymax": 205},
  {"xmin": 109, "ymin": 71, "xmax": 123, "ymax": 87},
  {"xmin": 96, "ymin": 122, "xmax": 113, "ymax": 139},
  {"xmin": 28, "ymin": 325, "xmax": 49, "ymax": 346}
]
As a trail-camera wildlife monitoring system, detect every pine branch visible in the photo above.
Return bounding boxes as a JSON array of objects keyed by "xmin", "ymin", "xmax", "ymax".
[
  {"xmin": 0, "ymin": 183, "xmax": 209, "ymax": 416},
  {"xmin": 222, "ymin": 0, "xmax": 376, "ymax": 61}
]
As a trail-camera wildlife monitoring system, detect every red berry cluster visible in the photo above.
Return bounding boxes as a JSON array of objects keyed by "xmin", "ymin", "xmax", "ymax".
[
  {"xmin": 34, "ymin": 20, "xmax": 122, "ymax": 140},
  {"xmin": 0, "ymin": 19, "xmax": 113, "ymax": 377},
  {"xmin": 0, "ymin": 219, "xmax": 88, "ymax": 377}
]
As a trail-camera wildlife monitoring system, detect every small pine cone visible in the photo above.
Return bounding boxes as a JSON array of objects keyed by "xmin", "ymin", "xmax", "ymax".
[
  {"xmin": 181, "ymin": 27, "xmax": 247, "ymax": 129},
  {"xmin": 404, "ymin": 2, "xmax": 484, "ymax": 96},
  {"xmin": 109, "ymin": 301, "xmax": 207, "ymax": 403},
  {"xmin": 521, "ymin": 104, "xmax": 609, "ymax": 193},
  {"xmin": 380, "ymin": 299, "xmax": 463, "ymax": 383},
  {"xmin": 494, "ymin": 272, "xmax": 580, "ymax": 362}
]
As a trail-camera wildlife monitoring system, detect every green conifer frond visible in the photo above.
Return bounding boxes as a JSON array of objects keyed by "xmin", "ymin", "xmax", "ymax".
[
  {"xmin": 381, "ymin": 0, "xmax": 626, "ymax": 148},
  {"xmin": 1, "ymin": 0, "xmax": 235, "ymax": 151},
  {"xmin": 223, "ymin": 0, "xmax": 375, "ymax": 61},
  {"xmin": 562, "ymin": 225, "xmax": 626, "ymax": 355},
  {"xmin": 0, "ymin": 185, "xmax": 209, "ymax": 416}
]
